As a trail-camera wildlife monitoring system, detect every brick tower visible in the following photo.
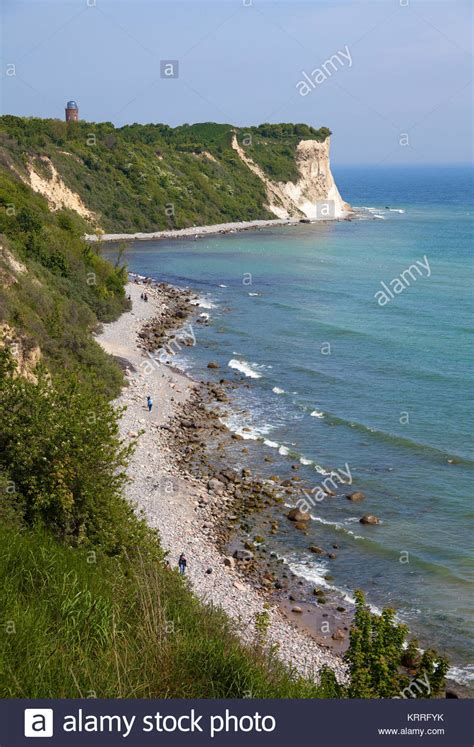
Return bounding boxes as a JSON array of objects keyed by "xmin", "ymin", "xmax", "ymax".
[{"xmin": 65, "ymin": 100, "xmax": 79, "ymax": 122}]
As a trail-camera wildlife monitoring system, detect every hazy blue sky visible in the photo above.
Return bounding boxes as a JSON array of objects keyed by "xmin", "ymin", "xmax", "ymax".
[{"xmin": 1, "ymin": 0, "xmax": 472, "ymax": 164}]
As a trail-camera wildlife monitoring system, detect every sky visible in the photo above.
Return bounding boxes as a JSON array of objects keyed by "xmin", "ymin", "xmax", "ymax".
[{"xmin": 1, "ymin": 0, "xmax": 472, "ymax": 164}]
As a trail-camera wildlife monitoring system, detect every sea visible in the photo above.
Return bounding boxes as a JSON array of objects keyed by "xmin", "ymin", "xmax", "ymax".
[{"xmin": 105, "ymin": 165, "xmax": 473, "ymax": 689}]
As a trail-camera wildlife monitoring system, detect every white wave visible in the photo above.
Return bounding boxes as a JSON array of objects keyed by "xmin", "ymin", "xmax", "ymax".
[
  {"xmin": 221, "ymin": 413, "xmax": 273, "ymax": 441},
  {"xmin": 272, "ymin": 386, "xmax": 285, "ymax": 394},
  {"xmin": 228, "ymin": 358, "xmax": 263, "ymax": 379},
  {"xmin": 296, "ymin": 512, "xmax": 365, "ymax": 541},
  {"xmin": 218, "ymin": 284, "xmax": 228, "ymax": 287},
  {"xmin": 310, "ymin": 409, "xmax": 325, "ymax": 418},
  {"xmin": 199, "ymin": 312, "xmax": 209, "ymax": 320},
  {"xmin": 191, "ymin": 297, "xmax": 217, "ymax": 309},
  {"xmin": 373, "ymin": 214, "xmax": 385, "ymax": 220},
  {"xmin": 447, "ymin": 665, "xmax": 474, "ymax": 685},
  {"xmin": 285, "ymin": 555, "xmax": 382, "ymax": 614},
  {"xmin": 275, "ymin": 537, "xmax": 383, "ymax": 611},
  {"xmin": 263, "ymin": 439, "xmax": 279, "ymax": 448},
  {"xmin": 278, "ymin": 445, "xmax": 290, "ymax": 456},
  {"xmin": 310, "ymin": 515, "xmax": 343, "ymax": 528},
  {"xmin": 300, "ymin": 457, "xmax": 313, "ymax": 465},
  {"xmin": 314, "ymin": 464, "xmax": 331, "ymax": 476},
  {"xmin": 388, "ymin": 208, "xmax": 405, "ymax": 213},
  {"xmin": 248, "ymin": 292, "xmax": 260, "ymax": 296},
  {"xmin": 159, "ymin": 353, "xmax": 192, "ymax": 372}
]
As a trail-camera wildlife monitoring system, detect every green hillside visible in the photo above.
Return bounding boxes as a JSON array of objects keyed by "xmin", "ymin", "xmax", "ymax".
[{"xmin": 0, "ymin": 117, "xmax": 331, "ymax": 232}]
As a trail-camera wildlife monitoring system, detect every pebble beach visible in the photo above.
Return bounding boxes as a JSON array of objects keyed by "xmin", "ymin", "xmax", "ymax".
[{"xmin": 96, "ymin": 280, "xmax": 347, "ymax": 684}]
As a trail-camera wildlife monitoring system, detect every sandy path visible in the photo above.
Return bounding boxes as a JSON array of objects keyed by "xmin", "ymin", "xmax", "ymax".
[{"xmin": 96, "ymin": 282, "xmax": 346, "ymax": 683}]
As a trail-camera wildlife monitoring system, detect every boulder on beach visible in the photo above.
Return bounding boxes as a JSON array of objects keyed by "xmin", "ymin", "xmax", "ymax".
[
  {"xmin": 208, "ymin": 477, "xmax": 225, "ymax": 495},
  {"xmin": 309, "ymin": 545, "xmax": 324, "ymax": 554},
  {"xmin": 223, "ymin": 556, "xmax": 235, "ymax": 569},
  {"xmin": 233, "ymin": 549, "xmax": 254, "ymax": 561},
  {"xmin": 287, "ymin": 507, "xmax": 310, "ymax": 522},
  {"xmin": 347, "ymin": 491, "xmax": 365, "ymax": 502},
  {"xmin": 207, "ymin": 361, "xmax": 220, "ymax": 369},
  {"xmin": 332, "ymin": 629, "xmax": 345, "ymax": 641},
  {"xmin": 360, "ymin": 514, "xmax": 381, "ymax": 525},
  {"xmin": 291, "ymin": 606, "xmax": 303, "ymax": 614}
]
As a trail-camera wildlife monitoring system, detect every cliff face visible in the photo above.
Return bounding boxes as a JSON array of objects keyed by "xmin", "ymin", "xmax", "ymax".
[
  {"xmin": 232, "ymin": 134, "xmax": 349, "ymax": 220},
  {"xmin": 282, "ymin": 139, "xmax": 349, "ymax": 219},
  {"xmin": 25, "ymin": 156, "xmax": 98, "ymax": 225}
]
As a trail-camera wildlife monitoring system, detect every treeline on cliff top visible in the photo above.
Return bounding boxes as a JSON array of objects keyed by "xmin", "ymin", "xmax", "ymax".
[
  {"xmin": 0, "ymin": 121, "xmax": 448, "ymax": 698},
  {"xmin": 0, "ymin": 117, "xmax": 331, "ymax": 232}
]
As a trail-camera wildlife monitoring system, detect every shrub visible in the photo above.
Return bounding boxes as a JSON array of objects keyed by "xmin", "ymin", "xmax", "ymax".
[
  {"xmin": 0, "ymin": 350, "xmax": 145, "ymax": 556},
  {"xmin": 345, "ymin": 591, "xmax": 448, "ymax": 698}
]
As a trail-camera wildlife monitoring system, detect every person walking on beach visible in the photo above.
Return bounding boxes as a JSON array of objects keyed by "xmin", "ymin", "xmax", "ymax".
[
  {"xmin": 147, "ymin": 395, "xmax": 153, "ymax": 412},
  {"xmin": 178, "ymin": 553, "xmax": 187, "ymax": 575}
]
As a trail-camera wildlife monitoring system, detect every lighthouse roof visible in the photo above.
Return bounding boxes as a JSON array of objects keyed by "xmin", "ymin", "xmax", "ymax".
[{"xmin": 66, "ymin": 100, "xmax": 78, "ymax": 109}]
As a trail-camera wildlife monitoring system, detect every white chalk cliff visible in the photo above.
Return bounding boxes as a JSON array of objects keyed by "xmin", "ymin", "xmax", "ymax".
[{"xmin": 232, "ymin": 134, "xmax": 349, "ymax": 220}]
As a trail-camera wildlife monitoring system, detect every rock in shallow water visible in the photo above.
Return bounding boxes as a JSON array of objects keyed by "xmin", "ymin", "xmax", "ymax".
[
  {"xmin": 347, "ymin": 491, "xmax": 365, "ymax": 502},
  {"xmin": 287, "ymin": 507, "xmax": 310, "ymax": 522}
]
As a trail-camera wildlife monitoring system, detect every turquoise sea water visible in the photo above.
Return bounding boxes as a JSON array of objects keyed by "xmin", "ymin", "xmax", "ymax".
[{"xmin": 107, "ymin": 166, "xmax": 473, "ymax": 686}]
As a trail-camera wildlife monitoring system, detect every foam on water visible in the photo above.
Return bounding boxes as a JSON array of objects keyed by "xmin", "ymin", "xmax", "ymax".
[
  {"xmin": 285, "ymin": 554, "xmax": 383, "ymax": 614},
  {"xmin": 314, "ymin": 464, "xmax": 331, "ymax": 476},
  {"xmin": 447, "ymin": 665, "xmax": 474, "ymax": 685},
  {"xmin": 228, "ymin": 358, "xmax": 263, "ymax": 379},
  {"xmin": 263, "ymin": 439, "xmax": 279, "ymax": 448},
  {"xmin": 192, "ymin": 296, "xmax": 217, "ymax": 309},
  {"xmin": 222, "ymin": 412, "xmax": 273, "ymax": 441}
]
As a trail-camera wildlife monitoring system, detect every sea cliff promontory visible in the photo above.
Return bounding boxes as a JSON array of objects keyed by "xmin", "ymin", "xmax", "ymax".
[{"xmin": 0, "ymin": 118, "xmax": 349, "ymax": 236}]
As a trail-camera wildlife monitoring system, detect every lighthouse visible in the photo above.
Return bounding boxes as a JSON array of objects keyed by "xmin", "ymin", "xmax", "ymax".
[{"xmin": 65, "ymin": 100, "xmax": 79, "ymax": 122}]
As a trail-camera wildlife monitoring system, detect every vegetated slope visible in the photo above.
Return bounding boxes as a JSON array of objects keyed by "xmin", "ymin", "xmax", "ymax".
[
  {"xmin": 0, "ymin": 165, "xmax": 126, "ymax": 391},
  {"xmin": 0, "ymin": 117, "xmax": 334, "ymax": 232}
]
